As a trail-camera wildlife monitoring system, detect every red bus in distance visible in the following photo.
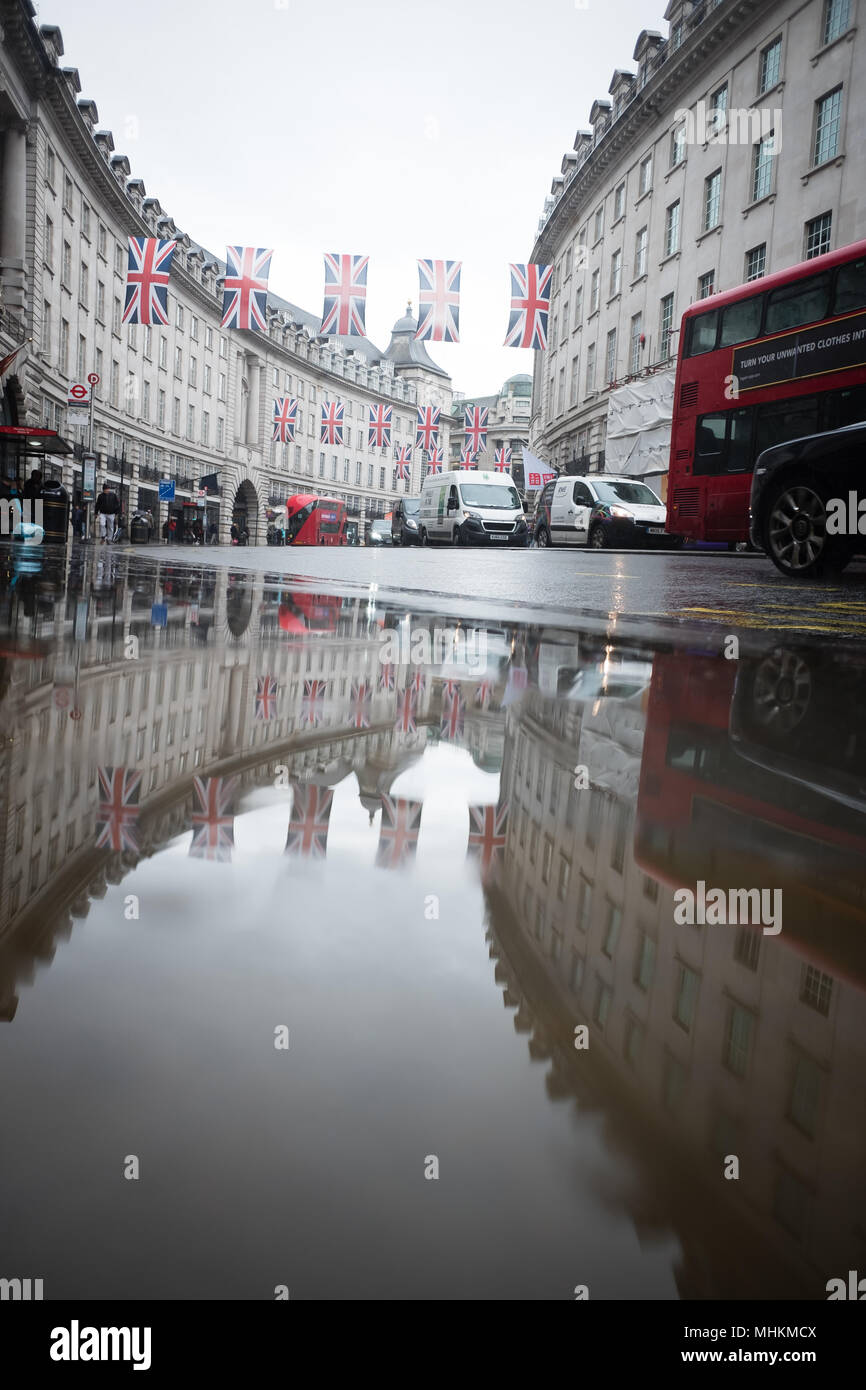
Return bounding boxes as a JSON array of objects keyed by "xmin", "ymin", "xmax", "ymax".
[
  {"xmin": 667, "ymin": 238, "xmax": 866, "ymax": 545},
  {"xmin": 281, "ymin": 494, "xmax": 348, "ymax": 546}
]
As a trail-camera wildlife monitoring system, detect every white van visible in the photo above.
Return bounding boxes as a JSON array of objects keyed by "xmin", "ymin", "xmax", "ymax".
[
  {"xmin": 534, "ymin": 474, "xmax": 680, "ymax": 549},
  {"xmin": 418, "ymin": 470, "xmax": 528, "ymax": 547}
]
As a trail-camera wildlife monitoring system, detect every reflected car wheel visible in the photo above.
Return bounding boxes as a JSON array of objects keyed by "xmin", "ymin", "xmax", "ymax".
[{"xmin": 750, "ymin": 648, "xmax": 813, "ymax": 735}]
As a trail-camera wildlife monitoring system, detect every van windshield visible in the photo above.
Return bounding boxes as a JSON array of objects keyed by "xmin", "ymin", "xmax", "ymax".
[
  {"xmin": 593, "ymin": 479, "xmax": 661, "ymax": 506},
  {"xmin": 403, "ymin": 499, "xmax": 420, "ymax": 516},
  {"xmin": 459, "ymin": 483, "xmax": 520, "ymax": 510}
]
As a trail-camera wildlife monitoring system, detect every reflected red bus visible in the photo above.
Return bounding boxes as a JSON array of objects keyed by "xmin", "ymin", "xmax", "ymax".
[
  {"xmin": 667, "ymin": 239, "xmax": 866, "ymax": 544},
  {"xmin": 283, "ymin": 494, "xmax": 347, "ymax": 546}
]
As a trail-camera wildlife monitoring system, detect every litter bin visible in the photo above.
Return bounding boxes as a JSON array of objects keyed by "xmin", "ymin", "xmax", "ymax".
[
  {"xmin": 40, "ymin": 479, "xmax": 70, "ymax": 544},
  {"xmin": 130, "ymin": 514, "xmax": 150, "ymax": 544}
]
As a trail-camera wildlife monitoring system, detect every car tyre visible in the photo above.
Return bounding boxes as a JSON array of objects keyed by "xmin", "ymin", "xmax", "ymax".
[
  {"xmin": 536, "ymin": 525, "xmax": 551, "ymax": 548},
  {"xmin": 589, "ymin": 524, "xmax": 608, "ymax": 549},
  {"xmin": 762, "ymin": 472, "xmax": 851, "ymax": 579}
]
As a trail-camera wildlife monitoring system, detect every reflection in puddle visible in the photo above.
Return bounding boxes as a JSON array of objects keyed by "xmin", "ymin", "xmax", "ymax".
[{"xmin": 0, "ymin": 546, "xmax": 863, "ymax": 1299}]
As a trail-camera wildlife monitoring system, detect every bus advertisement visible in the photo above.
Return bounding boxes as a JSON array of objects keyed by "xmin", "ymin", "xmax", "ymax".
[{"xmin": 666, "ymin": 238, "xmax": 866, "ymax": 545}]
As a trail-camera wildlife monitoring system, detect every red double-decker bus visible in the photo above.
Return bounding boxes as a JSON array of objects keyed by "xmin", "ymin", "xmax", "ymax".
[
  {"xmin": 282, "ymin": 494, "xmax": 348, "ymax": 546},
  {"xmin": 667, "ymin": 239, "xmax": 866, "ymax": 544}
]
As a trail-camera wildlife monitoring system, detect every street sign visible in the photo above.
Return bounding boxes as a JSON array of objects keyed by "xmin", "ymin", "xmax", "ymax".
[
  {"xmin": 82, "ymin": 454, "xmax": 96, "ymax": 502},
  {"xmin": 68, "ymin": 382, "xmax": 91, "ymax": 405},
  {"xmin": 151, "ymin": 603, "xmax": 168, "ymax": 628},
  {"xmin": 158, "ymin": 480, "xmax": 176, "ymax": 501},
  {"xmin": 87, "ymin": 372, "xmax": 100, "ymax": 387}
]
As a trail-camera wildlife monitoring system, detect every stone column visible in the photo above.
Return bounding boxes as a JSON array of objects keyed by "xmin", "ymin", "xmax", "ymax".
[
  {"xmin": 0, "ymin": 126, "xmax": 27, "ymax": 310},
  {"xmin": 246, "ymin": 355, "xmax": 261, "ymax": 448}
]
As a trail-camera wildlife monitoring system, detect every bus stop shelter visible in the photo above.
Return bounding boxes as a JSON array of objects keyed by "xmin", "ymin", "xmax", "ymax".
[{"xmin": 0, "ymin": 424, "xmax": 73, "ymax": 490}]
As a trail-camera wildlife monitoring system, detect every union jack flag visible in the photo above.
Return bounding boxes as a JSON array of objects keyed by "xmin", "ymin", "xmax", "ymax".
[
  {"xmin": 350, "ymin": 679, "xmax": 372, "ymax": 729},
  {"xmin": 504, "ymin": 262, "xmax": 552, "ymax": 350},
  {"xmin": 273, "ymin": 397, "xmax": 298, "ymax": 444},
  {"xmin": 442, "ymin": 678, "xmax": 461, "ymax": 702},
  {"xmin": 474, "ymin": 678, "xmax": 494, "ymax": 708},
  {"xmin": 459, "ymin": 443, "xmax": 476, "ymax": 469},
  {"xmin": 409, "ymin": 669, "xmax": 426, "ymax": 697},
  {"xmin": 415, "ymin": 258, "xmax": 461, "ymax": 343},
  {"xmin": 190, "ymin": 776, "xmax": 237, "ymax": 862},
  {"xmin": 95, "ymin": 767, "xmax": 142, "ymax": 851},
  {"xmin": 302, "ymin": 678, "xmax": 328, "ymax": 726},
  {"xmin": 440, "ymin": 690, "xmax": 465, "ymax": 742},
  {"xmin": 255, "ymin": 675, "xmax": 278, "ymax": 720},
  {"xmin": 394, "ymin": 444, "xmax": 412, "ymax": 481},
  {"xmin": 415, "ymin": 405, "xmax": 440, "ymax": 451},
  {"xmin": 321, "ymin": 400, "xmax": 344, "ymax": 445},
  {"xmin": 285, "ymin": 783, "xmax": 333, "ymax": 859},
  {"xmin": 123, "ymin": 237, "xmax": 176, "ymax": 326},
  {"xmin": 426, "ymin": 446, "xmax": 444, "ymax": 474},
  {"xmin": 376, "ymin": 796, "xmax": 422, "ymax": 869},
  {"xmin": 394, "ymin": 687, "xmax": 417, "ymax": 735},
  {"xmin": 321, "ymin": 252, "xmax": 369, "ymax": 337},
  {"xmin": 221, "ymin": 246, "xmax": 272, "ymax": 332},
  {"xmin": 378, "ymin": 661, "xmax": 396, "ymax": 692},
  {"xmin": 368, "ymin": 403, "xmax": 392, "ymax": 449},
  {"xmin": 494, "ymin": 446, "xmax": 512, "ymax": 472},
  {"xmin": 464, "ymin": 405, "xmax": 488, "ymax": 454},
  {"xmin": 467, "ymin": 801, "xmax": 509, "ymax": 879}
]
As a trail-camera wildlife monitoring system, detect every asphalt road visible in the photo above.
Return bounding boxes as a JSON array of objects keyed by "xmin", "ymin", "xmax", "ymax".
[{"xmin": 127, "ymin": 542, "xmax": 866, "ymax": 646}]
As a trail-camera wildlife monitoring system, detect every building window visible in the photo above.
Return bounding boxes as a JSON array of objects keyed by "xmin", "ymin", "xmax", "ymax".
[
  {"xmin": 159, "ymin": 336, "xmax": 168, "ymax": 369},
  {"xmin": 594, "ymin": 204, "xmax": 604, "ymax": 241},
  {"xmin": 752, "ymin": 131, "xmax": 776, "ymax": 202},
  {"xmin": 659, "ymin": 293, "xmax": 675, "ymax": 359},
  {"xmin": 733, "ymin": 927, "xmax": 761, "ymax": 971},
  {"xmin": 143, "ymin": 326, "xmax": 152, "ymax": 359},
  {"xmin": 787, "ymin": 1055, "xmax": 822, "ymax": 1137},
  {"xmin": 634, "ymin": 226, "xmax": 648, "ymax": 278},
  {"xmin": 41, "ymin": 300, "xmax": 52, "ymax": 357},
  {"xmin": 605, "ymin": 328, "xmax": 617, "ymax": 384},
  {"xmin": 814, "ymin": 87, "xmax": 843, "ymax": 166},
  {"xmin": 44, "ymin": 215, "xmax": 55, "ymax": 268},
  {"xmin": 624, "ymin": 1017, "xmax": 644, "ymax": 1066},
  {"xmin": 630, "ymin": 313, "xmax": 642, "ymax": 374},
  {"xmin": 590, "ymin": 268, "xmax": 600, "ymax": 313},
  {"xmin": 569, "ymin": 354, "xmax": 580, "ymax": 405},
  {"xmin": 157, "ymin": 389, "xmax": 166, "ymax": 428},
  {"xmin": 190, "ymin": 314, "xmax": 199, "ymax": 342},
  {"xmin": 216, "ymin": 417, "xmax": 224, "ymax": 449},
  {"xmin": 745, "ymin": 244, "xmax": 767, "ymax": 281},
  {"xmin": 670, "ymin": 124, "xmax": 686, "ymax": 168},
  {"xmin": 189, "ymin": 357, "xmax": 197, "ymax": 388},
  {"xmin": 824, "ymin": 0, "xmax": 851, "ymax": 45},
  {"xmin": 674, "ymin": 963, "xmax": 699, "ymax": 1031},
  {"xmin": 218, "ymin": 372, "xmax": 226, "ymax": 401},
  {"xmin": 759, "ymin": 36, "xmax": 782, "ymax": 94},
  {"xmin": 724, "ymin": 1003, "xmax": 754, "ymax": 1078},
  {"xmin": 187, "ymin": 404, "xmax": 195, "ymax": 439},
  {"xmin": 172, "ymin": 397, "xmax": 180, "ymax": 434},
  {"xmin": 703, "ymin": 169, "xmax": 722, "ymax": 230},
  {"xmin": 142, "ymin": 380, "xmax": 151, "ymax": 420},
  {"xmin": 77, "ymin": 334, "xmax": 86, "ymax": 380},
  {"xmin": 805, "ymin": 211, "xmax": 832, "ymax": 258},
  {"xmin": 96, "ymin": 280, "xmax": 105, "ymax": 321},
  {"xmin": 602, "ymin": 903, "xmax": 622, "ymax": 957},
  {"xmin": 45, "ymin": 145, "xmax": 56, "ymax": 186},
  {"xmin": 203, "ymin": 364, "xmax": 211, "ymax": 393},
  {"xmin": 219, "ymin": 335, "xmax": 227, "ymax": 358},
  {"xmin": 664, "ymin": 200, "xmax": 681, "ymax": 256},
  {"xmin": 639, "ymin": 153, "xmax": 653, "ymax": 195},
  {"xmin": 63, "ymin": 174, "xmax": 74, "ymax": 213},
  {"xmin": 174, "ymin": 345, "xmax": 183, "ymax": 378},
  {"xmin": 112, "ymin": 297, "xmax": 121, "ymax": 334},
  {"xmin": 609, "ymin": 248, "xmax": 622, "ymax": 297},
  {"xmin": 800, "ymin": 963, "xmax": 833, "ymax": 1016},
  {"xmin": 584, "ymin": 341, "xmax": 596, "ymax": 395},
  {"xmin": 573, "ymin": 283, "xmax": 583, "ymax": 329},
  {"xmin": 697, "ymin": 270, "xmax": 715, "ymax": 300},
  {"xmin": 59, "ymin": 318, "xmax": 69, "ymax": 373},
  {"xmin": 593, "ymin": 978, "xmax": 612, "ymax": 1029},
  {"xmin": 634, "ymin": 932, "xmax": 655, "ymax": 991}
]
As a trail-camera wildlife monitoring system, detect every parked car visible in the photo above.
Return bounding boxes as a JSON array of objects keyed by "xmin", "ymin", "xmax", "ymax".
[
  {"xmin": 533, "ymin": 474, "xmax": 682, "ymax": 549},
  {"xmin": 368, "ymin": 519, "xmax": 393, "ymax": 546},
  {"xmin": 418, "ymin": 470, "xmax": 528, "ymax": 547},
  {"xmin": 749, "ymin": 421, "xmax": 866, "ymax": 579},
  {"xmin": 392, "ymin": 497, "xmax": 422, "ymax": 545}
]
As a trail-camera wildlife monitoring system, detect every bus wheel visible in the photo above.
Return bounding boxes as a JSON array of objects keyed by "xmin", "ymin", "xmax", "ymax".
[
  {"xmin": 763, "ymin": 474, "xmax": 850, "ymax": 579},
  {"xmin": 589, "ymin": 524, "xmax": 608, "ymax": 549}
]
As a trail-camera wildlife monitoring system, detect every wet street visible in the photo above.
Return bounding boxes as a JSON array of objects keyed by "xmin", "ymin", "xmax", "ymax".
[{"xmin": 1, "ymin": 540, "xmax": 865, "ymax": 1301}]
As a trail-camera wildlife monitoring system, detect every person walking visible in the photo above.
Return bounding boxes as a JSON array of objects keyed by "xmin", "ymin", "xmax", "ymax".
[
  {"xmin": 95, "ymin": 483, "xmax": 120, "ymax": 543},
  {"xmin": 71, "ymin": 501, "xmax": 86, "ymax": 541}
]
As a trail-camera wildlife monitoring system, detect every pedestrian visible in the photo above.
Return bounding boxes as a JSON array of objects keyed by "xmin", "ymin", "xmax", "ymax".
[
  {"xmin": 207, "ymin": 519, "xmax": 218, "ymax": 545},
  {"xmin": 95, "ymin": 482, "xmax": 120, "ymax": 543},
  {"xmin": 22, "ymin": 469, "xmax": 42, "ymax": 501},
  {"xmin": 71, "ymin": 501, "xmax": 86, "ymax": 541},
  {"xmin": 230, "ymin": 522, "xmax": 240, "ymax": 545}
]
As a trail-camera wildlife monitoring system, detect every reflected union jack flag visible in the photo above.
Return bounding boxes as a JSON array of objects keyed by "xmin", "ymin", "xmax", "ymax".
[
  {"xmin": 504, "ymin": 263, "xmax": 552, "ymax": 350},
  {"xmin": 394, "ymin": 444, "xmax": 412, "ymax": 480},
  {"xmin": 474, "ymin": 678, "xmax": 494, "ymax": 708},
  {"xmin": 440, "ymin": 690, "xmax": 465, "ymax": 741},
  {"xmin": 394, "ymin": 687, "xmax": 417, "ymax": 735},
  {"xmin": 368, "ymin": 403, "xmax": 392, "ymax": 449},
  {"xmin": 467, "ymin": 801, "xmax": 509, "ymax": 879},
  {"xmin": 221, "ymin": 246, "xmax": 272, "ymax": 332},
  {"xmin": 494, "ymin": 446, "xmax": 512, "ymax": 472},
  {"xmin": 321, "ymin": 400, "xmax": 344, "ymax": 445},
  {"xmin": 123, "ymin": 238, "xmax": 176, "ymax": 326},
  {"xmin": 415, "ymin": 405, "xmax": 440, "ymax": 451},
  {"xmin": 426, "ymin": 446, "xmax": 444, "ymax": 474},
  {"xmin": 190, "ymin": 776, "xmax": 237, "ymax": 863},
  {"xmin": 95, "ymin": 767, "xmax": 142, "ymax": 851},
  {"xmin": 409, "ymin": 669, "xmax": 426, "ymax": 697},
  {"xmin": 302, "ymin": 678, "xmax": 328, "ymax": 726},
  {"xmin": 285, "ymin": 784, "xmax": 333, "ymax": 859},
  {"xmin": 255, "ymin": 675, "xmax": 278, "ymax": 720},
  {"xmin": 321, "ymin": 253, "xmax": 369, "ymax": 337},
  {"xmin": 350, "ymin": 679, "xmax": 372, "ymax": 729},
  {"xmin": 272, "ymin": 398, "xmax": 298, "ymax": 444},
  {"xmin": 464, "ymin": 405, "xmax": 488, "ymax": 454},
  {"xmin": 378, "ymin": 662, "xmax": 396, "ymax": 692},
  {"xmin": 415, "ymin": 259, "xmax": 461, "ymax": 343},
  {"xmin": 376, "ymin": 796, "xmax": 422, "ymax": 869}
]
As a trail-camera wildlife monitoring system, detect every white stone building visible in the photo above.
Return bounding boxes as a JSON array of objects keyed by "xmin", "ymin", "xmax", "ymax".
[
  {"xmin": 0, "ymin": 2, "xmax": 452, "ymax": 540},
  {"xmin": 529, "ymin": 0, "xmax": 865, "ymax": 495}
]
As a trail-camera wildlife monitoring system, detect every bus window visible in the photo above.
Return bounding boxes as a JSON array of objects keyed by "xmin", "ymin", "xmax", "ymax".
[
  {"xmin": 822, "ymin": 384, "xmax": 866, "ymax": 431},
  {"xmin": 718, "ymin": 295, "xmax": 763, "ymax": 348},
  {"xmin": 694, "ymin": 410, "xmax": 753, "ymax": 475},
  {"xmin": 833, "ymin": 258, "xmax": 866, "ymax": 314},
  {"xmin": 754, "ymin": 396, "xmax": 820, "ymax": 458},
  {"xmin": 764, "ymin": 273, "xmax": 831, "ymax": 334},
  {"xmin": 686, "ymin": 309, "xmax": 719, "ymax": 356}
]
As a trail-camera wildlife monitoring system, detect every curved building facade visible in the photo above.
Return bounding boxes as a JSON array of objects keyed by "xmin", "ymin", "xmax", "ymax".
[
  {"xmin": 0, "ymin": 1, "xmax": 452, "ymax": 539},
  {"xmin": 529, "ymin": 0, "xmax": 865, "ymax": 492}
]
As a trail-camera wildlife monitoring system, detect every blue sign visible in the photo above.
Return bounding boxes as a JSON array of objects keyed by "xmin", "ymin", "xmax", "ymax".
[
  {"xmin": 158, "ymin": 480, "xmax": 176, "ymax": 501},
  {"xmin": 151, "ymin": 603, "xmax": 168, "ymax": 628}
]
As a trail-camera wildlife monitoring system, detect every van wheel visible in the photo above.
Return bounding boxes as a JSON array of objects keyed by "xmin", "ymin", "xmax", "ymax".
[
  {"xmin": 589, "ymin": 524, "xmax": 608, "ymax": 549},
  {"xmin": 763, "ymin": 473, "xmax": 851, "ymax": 579},
  {"xmin": 536, "ymin": 526, "xmax": 550, "ymax": 548},
  {"xmin": 452, "ymin": 525, "xmax": 463, "ymax": 546},
  {"xmin": 420, "ymin": 528, "xmax": 429, "ymax": 546}
]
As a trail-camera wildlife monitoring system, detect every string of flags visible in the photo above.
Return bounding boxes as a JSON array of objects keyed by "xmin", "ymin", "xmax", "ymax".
[{"xmin": 123, "ymin": 240, "xmax": 552, "ymax": 349}]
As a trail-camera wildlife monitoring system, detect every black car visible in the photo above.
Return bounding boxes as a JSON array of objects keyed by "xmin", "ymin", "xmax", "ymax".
[
  {"xmin": 749, "ymin": 420, "xmax": 866, "ymax": 578},
  {"xmin": 392, "ymin": 497, "xmax": 421, "ymax": 545}
]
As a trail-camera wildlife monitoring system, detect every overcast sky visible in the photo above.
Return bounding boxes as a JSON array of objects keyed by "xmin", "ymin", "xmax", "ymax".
[{"xmin": 45, "ymin": 0, "xmax": 666, "ymax": 396}]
